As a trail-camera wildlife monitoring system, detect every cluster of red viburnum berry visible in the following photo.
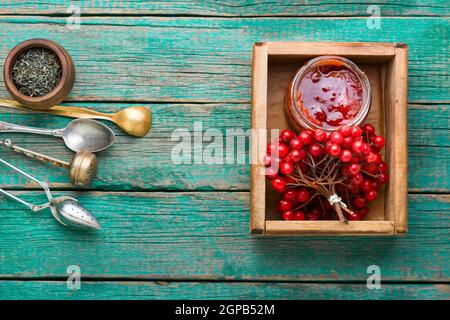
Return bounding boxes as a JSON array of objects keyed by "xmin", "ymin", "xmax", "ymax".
[{"xmin": 264, "ymin": 124, "xmax": 388, "ymax": 221}]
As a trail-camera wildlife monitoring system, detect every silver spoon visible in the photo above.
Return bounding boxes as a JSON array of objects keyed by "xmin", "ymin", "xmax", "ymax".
[
  {"xmin": 0, "ymin": 158, "xmax": 101, "ymax": 230},
  {"xmin": 0, "ymin": 118, "xmax": 115, "ymax": 153}
]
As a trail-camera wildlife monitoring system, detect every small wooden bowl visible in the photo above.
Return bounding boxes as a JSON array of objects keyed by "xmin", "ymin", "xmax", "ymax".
[{"xmin": 3, "ymin": 39, "xmax": 75, "ymax": 110}]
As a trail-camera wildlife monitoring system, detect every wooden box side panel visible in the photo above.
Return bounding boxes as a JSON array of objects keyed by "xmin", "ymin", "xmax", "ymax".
[
  {"xmin": 385, "ymin": 45, "xmax": 409, "ymax": 234},
  {"xmin": 266, "ymin": 42, "xmax": 396, "ymax": 62},
  {"xmin": 250, "ymin": 43, "xmax": 268, "ymax": 234},
  {"xmin": 265, "ymin": 221, "xmax": 395, "ymax": 236}
]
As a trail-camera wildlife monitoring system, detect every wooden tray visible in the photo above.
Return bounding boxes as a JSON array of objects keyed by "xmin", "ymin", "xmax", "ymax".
[{"xmin": 250, "ymin": 42, "xmax": 408, "ymax": 236}]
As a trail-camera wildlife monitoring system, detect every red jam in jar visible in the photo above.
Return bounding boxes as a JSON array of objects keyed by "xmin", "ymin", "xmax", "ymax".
[{"xmin": 286, "ymin": 56, "xmax": 371, "ymax": 132}]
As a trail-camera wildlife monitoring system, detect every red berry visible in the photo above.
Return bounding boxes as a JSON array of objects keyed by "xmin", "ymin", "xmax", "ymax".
[
  {"xmin": 338, "ymin": 124, "xmax": 352, "ymax": 137},
  {"xmin": 280, "ymin": 129, "xmax": 296, "ymax": 143},
  {"xmin": 350, "ymin": 154, "xmax": 361, "ymax": 163},
  {"xmin": 285, "ymin": 176, "xmax": 296, "ymax": 184},
  {"xmin": 348, "ymin": 182, "xmax": 361, "ymax": 194},
  {"xmin": 365, "ymin": 190, "xmax": 378, "ymax": 201},
  {"xmin": 326, "ymin": 142, "xmax": 341, "ymax": 157},
  {"xmin": 348, "ymin": 163, "xmax": 361, "ymax": 176},
  {"xmin": 263, "ymin": 155, "xmax": 272, "ymax": 167},
  {"xmin": 268, "ymin": 143, "xmax": 289, "ymax": 158},
  {"xmin": 379, "ymin": 161, "xmax": 388, "ymax": 173},
  {"xmin": 296, "ymin": 188, "xmax": 310, "ymax": 202},
  {"xmin": 298, "ymin": 131, "xmax": 313, "ymax": 145},
  {"xmin": 362, "ymin": 124, "xmax": 376, "ymax": 136},
  {"xmin": 280, "ymin": 160, "xmax": 294, "ymax": 175},
  {"xmin": 362, "ymin": 164, "xmax": 378, "ymax": 175},
  {"xmin": 372, "ymin": 135, "xmax": 385, "ymax": 148},
  {"xmin": 362, "ymin": 142, "xmax": 371, "ymax": 155},
  {"xmin": 283, "ymin": 190, "xmax": 297, "ymax": 201},
  {"xmin": 351, "ymin": 140, "xmax": 365, "ymax": 154},
  {"xmin": 289, "ymin": 138, "xmax": 303, "ymax": 150},
  {"xmin": 314, "ymin": 129, "xmax": 327, "ymax": 142},
  {"xmin": 361, "ymin": 179, "xmax": 373, "ymax": 192},
  {"xmin": 288, "ymin": 149, "xmax": 302, "ymax": 162},
  {"xmin": 265, "ymin": 168, "xmax": 278, "ymax": 180},
  {"xmin": 340, "ymin": 149, "xmax": 352, "ymax": 162},
  {"xmin": 371, "ymin": 179, "xmax": 381, "ymax": 191},
  {"xmin": 330, "ymin": 131, "xmax": 344, "ymax": 144},
  {"xmin": 359, "ymin": 207, "xmax": 369, "ymax": 218},
  {"xmin": 352, "ymin": 196, "xmax": 367, "ymax": 209},
  {"xmin": 271, "ymin": 177, "xmax": 286, "ymax": 192},
  {"xmin": 293, "ymin": 211, "xmax": 305, "ymax": 220},
  {"xmin": 306, "ymin": 209, "xmax": 321, "ymax": 220},
  {"xmin": 347, "ymin": 211, "xmax": 362, "ymax": 221},
  {"xmin": 278, "ymin": 143, "xmax": 289, "ymax": 158},
  {"xmin": 351, "ymin": 126, "xmax": 363, "ymax": 138},
  {"xmin": 352, "ymin": 173, "xmax": 364, "ymax": 185},
  {"xmin": 379, "ymin": 173, "xmax": 389, "ymax": 184},
  {"xmin": 371, "ymin": 146, "xmax": 381, "ymax": 154},
  {"xmin": 309, "ymin": 142, "xmax": 323, "ymax": 157},
  {"xmin": 282, "ymin": 211, "xmax": 294, "ymax": 220},
  {"xmin": 342, "ymin": 136, "xmax": 354, "ymax": 149},
  {"xmin": 277, "ymin": 199, "xmax": 293, "ymax": 213},
  {"xmin": 366, "ymin": 152, "xmax": 381, "ymax": 164}
]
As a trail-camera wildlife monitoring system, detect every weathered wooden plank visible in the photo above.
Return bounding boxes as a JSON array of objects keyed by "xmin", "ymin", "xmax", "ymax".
[
  {"xmin": 0, "ymin": 17, "xmax": 448, "ymax": 103},
  {"xmin": 0, "ymin": 192, "xmax": 447, "ymax": 281},
  {"xmin": 0, "ymin": 103, "xmax": 450, "ymax": 192},
  {"xmin": 0, "ymin": 1, "xmax": 448, "ymax": 17},
  {"xmin": 0, "ymin": 281, "xmax": 448, "ymax": 300},
  {"xmin": 0, "ymin": 103, "xmax": 447, "ymax": 191}
]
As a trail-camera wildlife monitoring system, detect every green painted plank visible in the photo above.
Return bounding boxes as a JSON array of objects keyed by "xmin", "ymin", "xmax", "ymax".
[
  {"xmin": 0, "ymin": 103, "xmax": 447, "ymax": 192},
  {"xmin": 0, "ymin": 192, "xmax": 448, "ymax": 281},
  {"xmin": 0, "ymin": 1, "xmax": 448, "ymax": 17},
  {"xmin": 0, "ymin": 17, "xmax": 448, "ymax": 103},
  {"xmin": 0, "ymin": 281, "xmax": 448, "ymax": 300}
]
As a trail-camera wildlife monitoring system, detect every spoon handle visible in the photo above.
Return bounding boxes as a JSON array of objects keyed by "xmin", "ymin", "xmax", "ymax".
[
  {"xmin": 0, "ymin": 139, "xmax": 70, "ymax": 169},
  {"xmin": 0, "ymin": 120, "xmax": 64, "ymax": 137},
  {"xmin": 44, "ymin": 106, "xmax": 113, "ymax": 121},
  {"xmin": 0, "ymin": 99, "xmax": 112, "ymax": 121}
]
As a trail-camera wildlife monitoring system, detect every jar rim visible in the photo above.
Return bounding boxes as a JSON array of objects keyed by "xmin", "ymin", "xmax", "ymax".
[{"xmin": 289, "ymin": 55, "xmax": 371, "ymax": 132}]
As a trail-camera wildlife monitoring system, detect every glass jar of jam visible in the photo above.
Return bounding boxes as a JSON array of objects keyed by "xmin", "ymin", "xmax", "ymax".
[{"xmin": 285, "ymin": 56, "xmax": 371, "ymax": 132}]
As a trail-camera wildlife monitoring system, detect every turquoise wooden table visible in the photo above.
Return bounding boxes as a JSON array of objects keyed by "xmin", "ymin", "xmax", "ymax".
[{"xmin": 0, "ymin": 1, "xmax": 448, "ymax": 300}]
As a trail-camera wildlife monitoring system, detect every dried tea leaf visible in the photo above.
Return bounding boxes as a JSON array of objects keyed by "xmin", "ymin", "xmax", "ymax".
[{"xmin": 12, "ymin": 48, "xmax": 62, "ymax": 97}]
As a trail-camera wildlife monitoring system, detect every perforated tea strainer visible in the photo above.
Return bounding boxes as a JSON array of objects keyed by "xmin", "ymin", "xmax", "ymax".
[
  {"xmin": 0, "ymin": 158, "xmax": 101, "ymax": 230},
  {"xmin": 0, "ymin": 139, "xmax": 97, "ymax": 186}
]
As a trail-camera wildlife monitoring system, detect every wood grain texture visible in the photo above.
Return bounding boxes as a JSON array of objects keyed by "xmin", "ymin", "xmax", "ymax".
[
  {"xmin": 0, "ymin": 103, "xmax": 447, "ymax": 192},
  {"xmin": 0, "ymin": 281, "xmax": 448, "ymax": 300},
  {"xmin": 0, "ymin": 1, "xmax": 448, "ymax": 17},
  {"xmin": 0, "ymin": 192, "xmax": 447, "ymax": 281},
  {"xmin": 0, "ymin": 17, "xmax": 448, "ymax": 103}
]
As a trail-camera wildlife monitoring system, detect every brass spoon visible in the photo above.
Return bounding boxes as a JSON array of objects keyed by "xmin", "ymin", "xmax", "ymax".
[{"xmin": 0, "ymin": 99, "xmax": 151, "ymax": 137}]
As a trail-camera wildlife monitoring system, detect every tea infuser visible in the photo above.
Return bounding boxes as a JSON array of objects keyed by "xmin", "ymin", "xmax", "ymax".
[
  {"xmin": 0, "ymin": 139, "xmax": 97, "ymax": 186},
  {"xmin": 0, "ymin": 118, "xmax": 115, "ymax": 152},
  {"xmin": 0, "ymin": 157, "xmax": 101, "ymax": 230}
]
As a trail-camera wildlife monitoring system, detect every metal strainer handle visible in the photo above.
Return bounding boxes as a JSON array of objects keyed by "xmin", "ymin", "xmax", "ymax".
[{"xmin": 0, "ymin": 139, "xmax": 70, "ymax": 169}]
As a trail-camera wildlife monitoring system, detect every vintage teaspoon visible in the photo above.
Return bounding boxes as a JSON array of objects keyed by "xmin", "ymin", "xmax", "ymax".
[{"xmin": 0, "ymin": 118, "xmax": 115, "ymax": 153}]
